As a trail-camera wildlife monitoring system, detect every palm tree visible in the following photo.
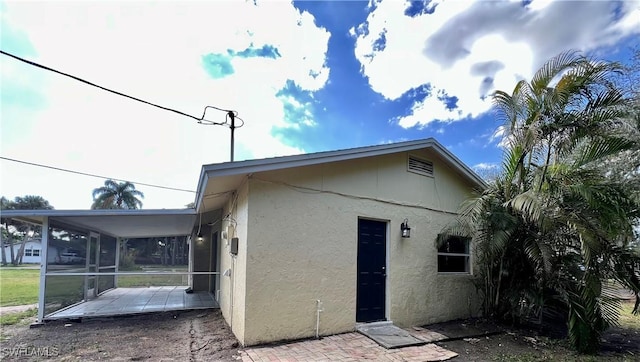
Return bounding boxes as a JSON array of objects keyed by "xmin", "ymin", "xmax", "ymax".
[
  {"xmin": 440, "ymin": 51, "xmax": 640, "ymax": 354},
  {"xmin": 1, "ymin": 195, "xmax": 54, "ymax": 265},
  {"xmin": 12, "ymin": 195, "xmax": 53, "ymax": 210},
  {"xmin": 91, "ymin": 180, "xmax": 144, "ymax": 210}
]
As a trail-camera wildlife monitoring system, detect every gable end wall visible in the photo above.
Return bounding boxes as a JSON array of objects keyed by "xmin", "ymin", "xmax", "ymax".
[{"xmin": 240, "ymin": 150, "xmax": 480, "ymax": 346}]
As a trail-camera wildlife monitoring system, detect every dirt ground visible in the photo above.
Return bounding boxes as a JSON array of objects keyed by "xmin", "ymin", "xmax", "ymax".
[
  {"xmin": 0, "ymin": 310, "xmax": 240, "ymax": 361},
  {"xmin": 433, "ymin": 319, "xmax": 640, "ymax": 361},
  {"xmin": 2, "ymin": 310, "xmax": 639, "ymax": 361}
]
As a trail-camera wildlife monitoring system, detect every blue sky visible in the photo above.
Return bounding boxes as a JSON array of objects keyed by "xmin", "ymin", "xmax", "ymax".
[{"xmin": 1, "ymin": 0, "xmax": 639, "ymax": 209}]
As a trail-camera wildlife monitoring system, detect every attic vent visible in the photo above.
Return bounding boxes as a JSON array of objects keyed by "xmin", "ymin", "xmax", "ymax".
[{"xmin": 408, "ymin": 156, "xmax": 434, "ymax": 177}]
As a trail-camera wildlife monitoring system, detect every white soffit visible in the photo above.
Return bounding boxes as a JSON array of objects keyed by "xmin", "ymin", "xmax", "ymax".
[{"xmin": 0, "ymin": 209, "xmax": 196, "ymax": 238}]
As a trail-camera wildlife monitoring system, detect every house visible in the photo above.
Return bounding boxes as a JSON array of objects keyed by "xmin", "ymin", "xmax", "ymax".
[
  {"xmin": 2, "ymin": 239, "xmax": 60, "ymax": 264},
  {"xmin": 1, "ymin": 138, "xmax": 485, "ymax": 347},
  {"xmin": 192, "ymin": 138, "xmax": 486, "ymax": 346}
]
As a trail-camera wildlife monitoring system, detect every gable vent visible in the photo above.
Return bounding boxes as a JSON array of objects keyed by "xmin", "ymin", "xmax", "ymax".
[{"xmin": 408, "ymin": 156, "xmax": 434, "ymax": 177}]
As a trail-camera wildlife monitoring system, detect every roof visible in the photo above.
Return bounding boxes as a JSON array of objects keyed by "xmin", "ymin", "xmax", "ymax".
[
  {"xmin": 0, "ymin": 209, "xmax": 196, "ymax": 238},
  {"xmin": 194, "ymin": 138, "xmax": 486, "ymax": 211}
]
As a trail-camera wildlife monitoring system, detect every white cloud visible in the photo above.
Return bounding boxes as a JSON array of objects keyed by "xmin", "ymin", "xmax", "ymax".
[
  {"xmin": 472, "ymin": 162, "xmax": 500, "ymax": 180},
  {"xmin": 0, "ymin": 1, "xmax": 330, "ymax": 209},
  {"xmin": 397, "ymin": 89, "xmax": 464, "ymax": 128},
  {"xmin": 276, "ymin": 93, "xmax": 317, "ymax": 129},
  {"xmin": 380, "ymin": 137, "xmax": 409, "ymax": 145},
  {"xmin": 352, "ymin": 0, "xmax": 640, "ymax": 128},
  {"xmin": 488, "ymin": 125, "xmax": 510, "ymax": 148},
  {"xmin": 473, "ymin": 162, "xmax": 499, "ymax": 171},
  {"xmin": 526, "ymin": 0, "xmax": 554, "ymax": 12},
  {"xmin": 488, "ymin": 124, "xmax": 522, "ymax": 150}
]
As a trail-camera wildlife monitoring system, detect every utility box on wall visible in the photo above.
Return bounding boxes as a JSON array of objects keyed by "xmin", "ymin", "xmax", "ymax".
[{"xmin": 230, "ymin": 237, "xmax": 239, "ymax": 255}]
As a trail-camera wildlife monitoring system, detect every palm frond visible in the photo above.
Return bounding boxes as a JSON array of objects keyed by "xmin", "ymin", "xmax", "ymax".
[
  {"xmin": 440, "ymin": 50, "xmax": 640, "ymax": 353},
  {"xmin": 531, "ymin": 51, "xmax": 582, "ymax": 92},
  {"xmin": 505, "ymin": 190, "xmax": 545, "ymax": 226},
  {"xmin": 91, "ymin": 179, "xmax": 144, "ymax": 209}
]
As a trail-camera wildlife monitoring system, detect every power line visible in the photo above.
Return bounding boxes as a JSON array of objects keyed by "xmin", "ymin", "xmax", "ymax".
[
  {"xmin": 252, "ymin": 176, "xmax": 459, "ymax": 215},
  {"xmin": 0, "ymin": 156, "xmax": 196, "ymax": 193},
  {"xmin": 0, "ymin": 49, "xmax": 243, "ymax": 128}
]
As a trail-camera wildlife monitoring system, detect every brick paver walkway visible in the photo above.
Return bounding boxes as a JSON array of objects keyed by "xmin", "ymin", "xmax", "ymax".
[{"xmin": 240, "ymin": 332, "xmax": 457, "ymax": 362}]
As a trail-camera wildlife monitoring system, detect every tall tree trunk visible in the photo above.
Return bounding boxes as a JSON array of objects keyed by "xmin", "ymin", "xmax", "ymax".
[
  {"xmin": 16, "ymin": 239, "xmax": 26, "ymax": 264},
  {"xmin": 494, "ymin": 250, "xmax": 507, "ymax": 313},
  {"xmin": 1, "ymin": 230, "xmax": 7, "ymax": 266},
  {"xmin": 16, "ymin": 226, "xmax": 32, "ymax": 265},
  {"xmin": 122, "ymin": 240, "xmax": 128, "ymax": 258},
  {"xmin": 171, "ymin": 237, "xmax": 176, "ymax": 266},
  {"xmin": 162, "ymin": 237, "xmax": 168, "ymax": 265},
  {"xmin": 4, "ymin": 221, "xmax": 16, "ymax": 265},
  {"xmin": 9, "ymin": 232, "xmax": 16, "ymax": 265},
  {"xmin": 179, "ymin": 237, "xmax": 185, "ymax": 265}
]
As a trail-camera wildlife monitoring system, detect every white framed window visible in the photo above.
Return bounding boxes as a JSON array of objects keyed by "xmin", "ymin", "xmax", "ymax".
[
  {"xmin": 32, "ymin": 249, "xmax": 41, "ymax": 257},
  {"xmin": 437, "ymin": 235, "xmax": 471, "ymax": 273},
  {"xmin": 25, "ymin": 249, "xmax": 33, "ymax": 257}
]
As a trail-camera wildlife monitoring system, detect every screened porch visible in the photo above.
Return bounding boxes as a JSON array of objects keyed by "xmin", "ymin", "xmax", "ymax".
[{"xmin": 1, "ymin": 209, "xmax": 220, "ymax": 322}]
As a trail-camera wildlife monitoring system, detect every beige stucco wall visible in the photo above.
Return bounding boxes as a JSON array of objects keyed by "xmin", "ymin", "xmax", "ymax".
[
  {"xmin": 217, "ymin": 180, "xmax": 250, "ymax": 345},
  {"xmin": 234, "ymin": 149, "xmax": 480, "ymax": 346}
]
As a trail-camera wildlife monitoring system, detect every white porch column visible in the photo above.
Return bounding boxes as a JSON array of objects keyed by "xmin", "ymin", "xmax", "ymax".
[
  {"xmin": 188, "ymin": 236, "xmax": 194, "ymax": 287},
  {"xmin": 37, "ymin": 216, "xmax": 49, "ymax": 323}
]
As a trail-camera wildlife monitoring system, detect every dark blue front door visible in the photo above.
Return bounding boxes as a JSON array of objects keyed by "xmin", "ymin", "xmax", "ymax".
[{"xmin": 356, "ymin": 218, "xmax": 386, "ymax": 322}]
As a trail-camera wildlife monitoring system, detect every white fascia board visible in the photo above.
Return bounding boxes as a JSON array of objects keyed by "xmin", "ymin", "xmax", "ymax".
[
  {"xmin": 194, "ymin": 172, "xmax": 210, "ymax": 213},
  {"xmin": 0, "ymin": 208, "xmax": 197, "ymax": 220},
  {"xmin": 201, "ymin": 139, "xmax": 438, "ymax": 177}
]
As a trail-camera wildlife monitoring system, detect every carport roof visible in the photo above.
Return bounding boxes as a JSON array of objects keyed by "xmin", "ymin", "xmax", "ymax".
[{"xmin": 0, "ymin": 209, "xmax": 196, "ymax": 238}]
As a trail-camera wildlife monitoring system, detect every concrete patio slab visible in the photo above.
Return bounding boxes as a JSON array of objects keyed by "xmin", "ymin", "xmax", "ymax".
[
  {"xmin": 357, "ymin": 322, "xmax": 425, "ymax": 349},
  {"xmin": 240, "ymin": 332, "xmax": 458, "ymax": 362},
  {"xmin": 44, "ymin": 286, "xmax": 218, "ymax": 320}
]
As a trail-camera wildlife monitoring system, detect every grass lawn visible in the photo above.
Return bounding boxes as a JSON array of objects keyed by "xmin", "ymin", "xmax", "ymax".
[
  {"xmin": 0, "ymin": 268, "xmax": 39, "ymax": 307},
  {"xmin": 118, "ymin": 265, "xmax": 188, "ymax": 287},
  {"xmin": 117, "ymin": 274, "xmax": 188, "ymax": 287},
  {"xmin": 0, "ymin": 265, "xmax": 189, "ymax": 329},
  {"xmin": 0, "ymin": 266, "xmax": 189, "ymax": 307},
  {"xmin": 0, "ymin": 308, "xmax": 37, "ymax": 326},
  {"xmin": 617, "ymin": 300, "xmax": 640, "ymax": 330}
]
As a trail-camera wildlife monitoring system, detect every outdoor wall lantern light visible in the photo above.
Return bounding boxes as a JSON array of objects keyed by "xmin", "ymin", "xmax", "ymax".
[
  {"xmin": 401, "ymin": 218, "xmax": 411, "ymax": 238},
  {"xmin": 196, "ymin": 212, "xmax": 204, "ymax": 242}
]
